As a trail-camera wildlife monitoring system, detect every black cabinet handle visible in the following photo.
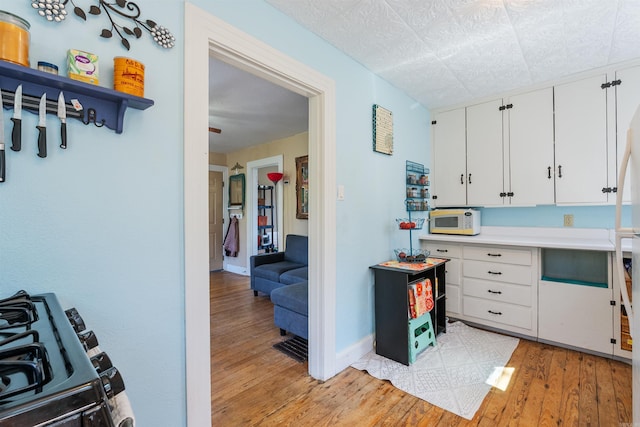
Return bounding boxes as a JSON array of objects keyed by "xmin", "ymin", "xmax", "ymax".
[
  {"xmin": 436, "ymin": 249, "xmax": 448, "ymax": 253},
  {"xmin": 548, "ymin": 166, "xmax": 552, "ymax": 179},
  {"xmin": 488, "ymin": 271, "xmax": 502, "ymax": 275},
  {"xmin": 487, "ymin": 253, "xmax": 502, "ymax": 257},
  {"xmin": 468, "ymin": 173, "xmax": 472, "ymax": 184},
  {"xmin": 558, "ymin": 165, "xmax": 562, "ymax": 178},
  {"xmin": 487, "ymin": 290, "xmax": 502, "ymax": 294},
  {"xmin": 488, "ymin": 310, "xmax": 503, "ymax": 315},
  {"xmin": 460, "ymin": 174, "xmax": 464, "ymax": 185}
]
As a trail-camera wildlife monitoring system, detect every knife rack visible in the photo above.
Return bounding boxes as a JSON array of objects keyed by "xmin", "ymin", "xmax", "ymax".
[
  {"xmin": 0, "ymin": 60, "xmax": 153, "ymax": 134},
  {"xmin": 1, "ymin": 90, "xmax": 83, "ymax": 119}
]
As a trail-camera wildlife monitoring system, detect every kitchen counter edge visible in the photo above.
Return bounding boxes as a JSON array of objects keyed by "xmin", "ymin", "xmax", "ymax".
[{"xmin": 419, "ymin": 226, "xmax": 631, "ymax": 252}]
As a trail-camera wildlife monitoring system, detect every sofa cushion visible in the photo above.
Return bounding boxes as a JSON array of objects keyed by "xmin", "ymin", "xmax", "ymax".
[
  {"xmin": 252, "ymin": 261, "xmax": 305, "ymax": 283},
  {"xmin": 283, "ymin": 234, "xmax": 308, "ymax": 266},
  {"xmin": 270, "ymin": 281, "xmax": 308, "ymax": 316},
  {"xmin": 280, "ymin": 267, "xmax": 308, "ymax": 285}
]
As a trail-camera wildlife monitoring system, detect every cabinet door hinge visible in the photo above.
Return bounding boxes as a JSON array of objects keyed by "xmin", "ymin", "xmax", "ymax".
[
  {"xmin": 611, "ymin": 338, "xmax": 617, "ymax": 344},
  {"xmin": 431, "ymin": 120, "xmax": 437, "ymax": 125},
  {"xmin": 611, "ymin": 300, "xmax": 616, "ymax": 306},
  {"xmin": 602, "ymin": 79, "xmax": 622, "ymax": 89}
]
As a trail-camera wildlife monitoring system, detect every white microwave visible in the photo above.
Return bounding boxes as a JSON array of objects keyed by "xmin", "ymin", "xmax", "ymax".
[{"xmin": 429, "ymin": 209, "xmax": 481, "ymax": 235}]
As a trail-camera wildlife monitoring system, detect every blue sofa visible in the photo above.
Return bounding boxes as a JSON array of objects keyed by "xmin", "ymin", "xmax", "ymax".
[
  {"xmin": 249, "ymin": 234, "xmax": 308, "ymax": 339},
  {"xmin": 270, "ymin": 281, "xmax": 308, "ymax": 340},
  {"xmin": 250, "ymin": 234, "xmax": 308, "ymax": 296}
]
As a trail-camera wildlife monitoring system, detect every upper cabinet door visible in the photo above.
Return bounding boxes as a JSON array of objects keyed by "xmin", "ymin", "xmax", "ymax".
[
  {"xmin": 432, "ymin": 108, "xmax": 467, "ymax": 207},
  {"xmin": 554, "ymin": 74, "xmax": 609, "ymax": 204},
  {"xmin": 466, "ymin": 99, "xmax": 504, "ymax": 206},
  {"xmin": 615, "ymin": 66, "xmax": 640, "ymax": 203},
  {"xmin": 507, "ymin": 88, "xmax": 555, "ymax": 206}
]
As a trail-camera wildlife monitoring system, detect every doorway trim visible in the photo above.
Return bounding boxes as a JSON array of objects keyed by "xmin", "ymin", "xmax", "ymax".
[
  {"xmin": 247, "ymin": 155, "xmax": 283, "ymax": 266},
  {"xmin": 184, "ymin": 3, "xmax": 337, "ymax": 427}
]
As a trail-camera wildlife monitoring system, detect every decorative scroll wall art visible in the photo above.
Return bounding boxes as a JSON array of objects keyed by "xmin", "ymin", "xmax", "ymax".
[{"xmin": 31, "ymin": 0, "xmax": 175, "ymax": 50}]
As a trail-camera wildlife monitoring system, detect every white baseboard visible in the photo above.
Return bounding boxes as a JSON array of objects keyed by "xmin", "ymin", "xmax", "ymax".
[
  {"xmin": 223, "ymin": 264, "xmax": 249, "ymax": 276},
  {"xmin": 335, "ymin": 333, "xmax": 375, "ymax": 373}
]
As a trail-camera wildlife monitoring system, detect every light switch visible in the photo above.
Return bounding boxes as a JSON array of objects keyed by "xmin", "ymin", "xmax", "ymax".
[{"xmin": 337, "ymin": 185, "xmax": 345, "ymax": 201}]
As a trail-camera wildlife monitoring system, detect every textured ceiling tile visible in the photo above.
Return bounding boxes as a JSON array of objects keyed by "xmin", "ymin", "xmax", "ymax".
[
  {"xmin": 265, "ymin": 0, "xmax": 640, "ymax": 110},
  {"xmin": 611, "ymin": 0, "xmax": 640, "ymax": 63}
]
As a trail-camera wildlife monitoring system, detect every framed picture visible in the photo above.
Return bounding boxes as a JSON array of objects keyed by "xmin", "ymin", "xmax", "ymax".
[
  {"xmin": 229, "ymin": 173, "xmax": 245, "ymax": 207},
  {"xmin": 296, "ymin": 155, "xmax": 308, "ymax": 219}
]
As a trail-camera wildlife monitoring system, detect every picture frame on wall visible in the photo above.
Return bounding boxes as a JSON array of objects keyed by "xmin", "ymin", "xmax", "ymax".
[{"xmin": 296, "ymin": 155, "xmax": 309, "ymax": 219}]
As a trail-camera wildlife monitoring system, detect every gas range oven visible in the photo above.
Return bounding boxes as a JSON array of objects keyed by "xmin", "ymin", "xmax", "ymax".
[{"xmin": 0, "ymin": 290, "xmax": 133, "ymax": 426}]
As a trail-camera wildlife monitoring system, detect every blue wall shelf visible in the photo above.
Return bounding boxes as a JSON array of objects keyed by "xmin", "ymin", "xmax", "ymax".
[{"xmin": 0, "ymin": 60, "xmax": 153, "ymax": 134}]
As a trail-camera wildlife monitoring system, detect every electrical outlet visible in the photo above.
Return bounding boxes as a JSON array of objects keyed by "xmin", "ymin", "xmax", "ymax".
[{"xmin": 564, "ymin": 214, "xmax": 574, "ymax": 227}]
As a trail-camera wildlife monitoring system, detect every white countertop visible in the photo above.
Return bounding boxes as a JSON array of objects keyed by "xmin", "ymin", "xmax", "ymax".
[{"xmin": 419, "ymin": 226, "xmax": 632, "ymax": 252}]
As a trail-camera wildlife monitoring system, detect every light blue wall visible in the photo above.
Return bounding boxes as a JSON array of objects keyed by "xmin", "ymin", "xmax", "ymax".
[
  {"xmin": 1, "ymin": 2, "xmax": 186, "ymax": 426},
  {"xmin": 188, "ymin": 1, "xmax": 433, "ymax": 350},
  {"xmin": 1, "ymin": 1, "xmax": 631, "ymax": 425},
  {"xmin": 481, "ymin": 205, "xmax": 630, "ymax": 229}
]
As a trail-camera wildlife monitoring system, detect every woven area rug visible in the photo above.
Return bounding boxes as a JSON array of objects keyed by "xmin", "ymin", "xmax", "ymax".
[{"xmin": 351, "ymin": 321, "xmax": 519, "ymax": 420}]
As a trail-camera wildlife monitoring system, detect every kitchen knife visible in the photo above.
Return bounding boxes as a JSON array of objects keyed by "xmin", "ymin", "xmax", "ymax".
[
  {"xmin": 0, "ymin": 89, "xmax": 5, "ymax": 182},
  {"xmin": 57, "ymin": 92, "xmax": 67, "ymax": 149},
  {"xmin": 37, "ymin": 93, "xmax": 47, "ymax": 158},
  {"xmin": 10, "ymin": 84, "xmax": 22, "ymax": 152}
]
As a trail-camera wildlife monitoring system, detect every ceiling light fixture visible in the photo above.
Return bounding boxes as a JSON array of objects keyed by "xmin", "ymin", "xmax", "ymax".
[{"xmin": 231, "ymin": 162, "xmax": 244, "ymax": 175}]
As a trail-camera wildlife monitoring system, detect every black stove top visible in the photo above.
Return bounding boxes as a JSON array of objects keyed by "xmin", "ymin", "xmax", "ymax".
[{"xmin": 0, "ymin": 291, "xmax": 115, "ymax": 426}]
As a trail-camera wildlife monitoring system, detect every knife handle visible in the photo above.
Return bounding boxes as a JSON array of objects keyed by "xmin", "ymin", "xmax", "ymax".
[
  {"xmin": 37, "ymin": 126, "xmax": 47, "ymax": 158},
  {"xmin": 10, "ymin": 118, "xmax": 21, "ymax": 152},
  {"xmin": 0, "ymin": 144, "xmax": 5, "ymax": 183},
  {"xmin": 60, "ymin": 122, "xmax": 67, "ymax": 149}
]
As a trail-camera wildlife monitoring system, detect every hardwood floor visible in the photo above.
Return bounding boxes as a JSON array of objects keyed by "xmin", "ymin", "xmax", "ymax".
[{"xmin": 211, "ymin": 271, "xmax": 633, "ymax": 426}]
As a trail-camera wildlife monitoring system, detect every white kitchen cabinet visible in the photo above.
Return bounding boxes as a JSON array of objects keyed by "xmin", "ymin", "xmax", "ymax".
[
  {"xmin": 435, "ymin": 88, "xmax": 554, "ymax": 207},
  {"xmin": 422, "ymin": 241, "xmax": 462, "ymax": 315},
  {"xmin": 539, "ymin": 280, "xmax": 613, "ymax": 355},
  {"xmin": 507, "ymin": 88, "xmax": 555, "ymax": 206},
  {"xmin": 467, "ymin": 89, "xmax": 555, "ymax": 207},
  {"xmin": 555, "ymin": 67, "xmax": 640, "ymax": 205},
  {"xmin": 555, "ymin": 74, "xmax": 609, "ymax": 204},
  {"xmin": 614, "ymin": 65, "xmax": 640, "ymax": 204},
  {"xmin": 612, "ymin": 253, "xmax": 633, "ymax": 359},
  {"xmin": 466, "ymin": 99, "xmax": 504, "ymax": 206},
  {"xmin": 538, "ymin": 249, "xmax": 614, "ymax": 355},
  {"xmin": 431, "ymin": 108, "xmax": 466, "ymax": 207},
  {"xmin": 421, "ymin": 228, "xmax": 631, "ymax": 361},
  {"xmin": 462, "ymin": 244, "xmax": 538, "ymax": 337}
]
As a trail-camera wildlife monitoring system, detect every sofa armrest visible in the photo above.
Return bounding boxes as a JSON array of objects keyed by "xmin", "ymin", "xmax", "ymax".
[{"xmin": 250, "ymin": 252, "xmax": 285, "ymax": 270}]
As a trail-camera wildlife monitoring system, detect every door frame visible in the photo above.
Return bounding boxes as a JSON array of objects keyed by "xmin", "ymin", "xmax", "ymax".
[
  {"xmin": 184, "ymin": 4, "xmax": 337, "ymax": 426},
  {"xmin": 209, "ymin": 165, "xmax": 228, "ymax": 271}
]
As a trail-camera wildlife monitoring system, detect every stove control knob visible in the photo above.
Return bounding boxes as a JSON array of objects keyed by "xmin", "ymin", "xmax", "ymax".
[{"xmin": 65, "ymin": 307, "xmax": 86, "ymax": 333}]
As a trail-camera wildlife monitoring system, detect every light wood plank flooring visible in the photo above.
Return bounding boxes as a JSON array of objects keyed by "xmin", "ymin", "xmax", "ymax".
[{"xmin": 211, "ymin": 271, "xmax": 633, "ymax": 426}]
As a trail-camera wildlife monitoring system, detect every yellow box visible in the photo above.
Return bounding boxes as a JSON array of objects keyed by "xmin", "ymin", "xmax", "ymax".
[{"xmin": 67, "ymin": 49, "xmax": 99, "ymax": 85}]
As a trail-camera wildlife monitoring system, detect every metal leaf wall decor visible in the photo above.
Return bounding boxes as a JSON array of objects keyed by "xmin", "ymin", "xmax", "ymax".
[{"xmin": 32, "ymin": 0, "xmax": 175, "ymax": 50}]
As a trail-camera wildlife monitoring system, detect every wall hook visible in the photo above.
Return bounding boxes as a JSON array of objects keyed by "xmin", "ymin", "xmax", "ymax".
[{"xmin": 83, "ymin": 108, "xmax": 105, "ymax": 128}]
